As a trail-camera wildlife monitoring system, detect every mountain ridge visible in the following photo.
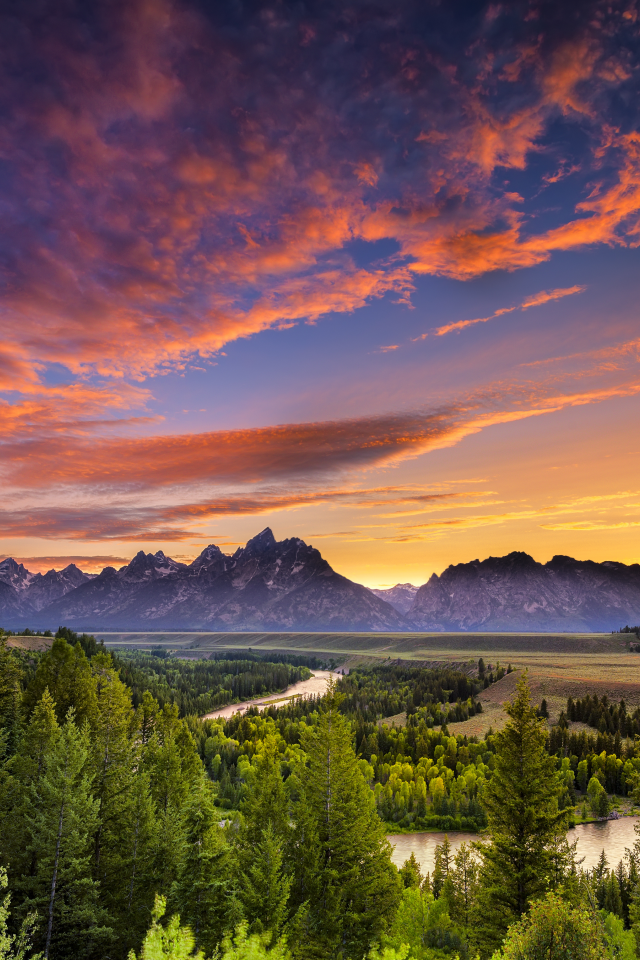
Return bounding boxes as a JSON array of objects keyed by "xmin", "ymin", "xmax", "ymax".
[
  {"xmin": 408, "ymin": 550, "xmax": 640, "ymax": 632},
  {"xmin": 0, "ymin": 530, "xmax": 405, "ymax": 632},
  {"xmin": 1, "ymin": 539, "xmax": 639, "ymax": 632}
]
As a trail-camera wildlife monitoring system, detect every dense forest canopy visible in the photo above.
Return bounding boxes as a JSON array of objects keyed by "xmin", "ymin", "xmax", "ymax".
[{"xmin": 1, "ymin": 631, "xmax": 640, "ymax": 959}]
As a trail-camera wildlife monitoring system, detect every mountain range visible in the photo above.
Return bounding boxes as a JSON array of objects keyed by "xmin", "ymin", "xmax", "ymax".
[{"xmin": 1, "ymin": 530, "xmax": 639, "ymax": 633}]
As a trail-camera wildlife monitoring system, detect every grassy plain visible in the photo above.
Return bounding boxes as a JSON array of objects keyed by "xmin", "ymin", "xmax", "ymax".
[{"xmin": 96, "ymin": 629, "xmax": 640, "ymax": 735}]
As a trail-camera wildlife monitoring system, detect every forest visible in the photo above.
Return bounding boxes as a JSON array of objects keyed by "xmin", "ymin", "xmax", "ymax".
[{"xmin": 1, "ymin": 634, "xmax": 640, "ymax": 960}]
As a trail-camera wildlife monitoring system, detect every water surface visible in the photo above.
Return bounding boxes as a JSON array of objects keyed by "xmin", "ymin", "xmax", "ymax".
[
  {"xmin": 388, "ymin": 816, "xmax": 640, "ymax": 875},
  {"xmin": 202, "ymin": 670, "xmax": 338, "ymax": 719}
]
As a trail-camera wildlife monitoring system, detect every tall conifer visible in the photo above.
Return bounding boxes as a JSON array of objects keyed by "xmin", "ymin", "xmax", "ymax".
[
  {"xmin": 170, "ymin": 775, "xmax": 233, "ymax": 957},
  {"xmin": 20, "ymin": 713, "xmax": 112, "ymax": 959},
  {"xmin": 473, "ymin": 673, "xmax": 569, "ymax": 954},
  {"xmin": 291, "ymin": 684, "xmax": 400, "ymax": 959}
]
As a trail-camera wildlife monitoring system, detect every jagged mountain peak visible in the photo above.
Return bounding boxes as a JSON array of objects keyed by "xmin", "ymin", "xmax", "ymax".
[
  {"xmin": 0, "ymin": 558, "xmax": 38, "ymax": 591},
  {"xmin": 237, "ymin": 527, "xmax": 277, "ymax": 559}
]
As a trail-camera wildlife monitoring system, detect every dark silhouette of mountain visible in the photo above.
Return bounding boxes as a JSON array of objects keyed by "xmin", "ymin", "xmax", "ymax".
[
  {"xmin": 408, "ymin": 552, "xmax": 640, "ymax": 632},
  {"xmin": 2, "ymin": 542, "xmax": 639, "ymax": 633},
  {"xmin": 370, "ymin": 583, "xmax": 418, "ymax": 615},
  {"xmin": 0, "ymin": 530, "xmax": 406, "ymax": 631}
]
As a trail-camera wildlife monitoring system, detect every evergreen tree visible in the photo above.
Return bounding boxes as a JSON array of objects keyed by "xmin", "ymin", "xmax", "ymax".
[
  {"xmin": 473, "ymin": 674, "xmax": 569, "ymax": 954},
  {"xmin": 431, "ymin": 836, "xmax": 451, "ymax": 899},
  {"xmin": 88, "ymin": 654, "xmax": 137, "ymax": 879},
  {"xmin": 445, "ymin": 842, "xmax": 479, "ymax": 942},
  {"xmin": 19, "ymin": 713, "xmax": 112, "ymax": 960},
  {"xmin": 236, "ymin": 736, "xmax": 292, "ymax": 936},
  {"xmin": 105, "ymin": 769, "xmax": 158, "ymax": 956},
  {"xmin": 290, "ymin": 684, "xmax": 401, "ymax": 959},
  {"xmin": 2, "ymin": 692, "xmax": 60, "ymax": 888},
  {"xmin": 170, "ymin": 775, "xmax": 234, "ymax": 957},
  {"xmin": 239, "ymin": 736, "xmax": 289, "ymax": 848},
  {"xmin": 23, "ymin": 640, "xmax": 96, "ymax": 727},
  {"xmin": 398, "ymin": 854, "xmax": 423, "ymax": 890},
  {"xmin": 0, "ymin": 642, "xmax": 23, "ymax": 758},
  {"xmin": 238, "ymin": 824, "xmax": 292, "ymax": 938}
]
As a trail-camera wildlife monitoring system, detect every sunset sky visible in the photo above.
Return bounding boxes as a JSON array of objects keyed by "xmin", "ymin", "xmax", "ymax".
[{"xmin": 1, "ymin": 0, "xmax": 640, "ymax": 587}]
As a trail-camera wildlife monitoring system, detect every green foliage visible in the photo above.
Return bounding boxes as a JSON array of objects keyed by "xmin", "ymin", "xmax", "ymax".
[
  {"xmin": 127, "ymin": 895, "xmax": 204, "ymax": 960},
  {"xmin": 474, "ymin": 674, "xmax": 570, "ymax": 952},
  {"xmin": 118, "ymin": 653, "xmax": 311, "ymax": 718},
  {"xmin": 0, "ymin": 867, "xmax": 41, "ymax": 960},
  {"xmin": 289, "ymin": 683, "xmax": 401, "ymax": 959},
  {"xmin": 383, "ymin": 885, "xmax": 463, "ymax": 959},
  {"xmin": 587, "ymin": 775, "xmax": 611, "ymax": 817},
  {"xmin": 5, "ymin": 631, "xmax": 640, "ymax": 960},
  {"xmin": 601, "ymin": 911, "xmax": 636, "ymax": 960},
  {"xmin": 398, "ymin": 854, "xmax": 423, "ymax": 890},
  {"xmin": 490, "ymin": 893, "xmax": 611, "ymax": 959},
  {"xmin": 19, "ymin": 712, "xmax": 112, "ymax": 959},
  {"xmin": 129, "ymin": 901, "xmax": 289, "ymax": 960}
]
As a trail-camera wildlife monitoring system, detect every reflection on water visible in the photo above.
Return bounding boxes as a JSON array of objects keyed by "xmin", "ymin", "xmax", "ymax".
[
  {"xmin": 388, "ymin": 816, "xmax": 640, "ymax": 875},
  {"xmin": 202, "ymin": 670, "xmax": 339, "ymax": 720}
]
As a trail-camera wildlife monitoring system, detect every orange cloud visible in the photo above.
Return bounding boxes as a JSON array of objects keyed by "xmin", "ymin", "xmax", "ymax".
[
  {"xmin": 0, "ymin": 1, "xmax": 637, "ymax": 398},
  {"xmin": 0, "ymin": 555, "xmax": 131, "ymax": 573}
]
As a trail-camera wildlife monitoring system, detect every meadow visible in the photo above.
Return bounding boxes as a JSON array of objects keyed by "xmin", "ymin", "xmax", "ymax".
[{"xmin": 99, "ymin": 630, "xmax": 640, "ymax": 736}]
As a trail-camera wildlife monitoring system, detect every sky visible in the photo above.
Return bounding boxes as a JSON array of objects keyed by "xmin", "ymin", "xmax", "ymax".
[{"xmin": 1, "ymin": 0, "xmax": 640, "ymax": 587}]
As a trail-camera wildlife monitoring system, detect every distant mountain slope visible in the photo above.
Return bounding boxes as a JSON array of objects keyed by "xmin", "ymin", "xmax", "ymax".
[
  {"xmin": 2, "ymin": 529, "xmax": 406, "ymax": 632},
  {"xmin": 408, "ymin": 552, "xmax": 640, "ymax": 632},
  {"xmin": 370, "ymin": 583, "xmax": 418, "ymax": 615}
]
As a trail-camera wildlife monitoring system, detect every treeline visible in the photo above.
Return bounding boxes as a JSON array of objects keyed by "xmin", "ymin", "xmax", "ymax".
[
  {"xmin": 568, "ymin": 693, "xmax": 640, "ymax": 738},
  {"xmin": 333, "ymin": 663, "xmax": 486, "ymax": 726},
  {"xmin": 117, "ymin": 650, "xmax": 311, "ymax": 717}
]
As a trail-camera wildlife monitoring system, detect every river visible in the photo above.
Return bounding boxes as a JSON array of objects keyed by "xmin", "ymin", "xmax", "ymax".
[
  {"xmin": 202, "ymin": 669, "xmax": 340, "ymax": 720},
  {"xmin": 388, "ymin": 817, "xmax": 640, "ymax": 875}
]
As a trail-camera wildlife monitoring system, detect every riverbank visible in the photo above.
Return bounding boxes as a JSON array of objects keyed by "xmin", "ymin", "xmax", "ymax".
[
  {"xmin": 202, "ymin": 669, "xmax": 339, "ymax": 720},
  {"xmin": 388, "ymin": 816, "xmax": 640, "ymax": 875}
]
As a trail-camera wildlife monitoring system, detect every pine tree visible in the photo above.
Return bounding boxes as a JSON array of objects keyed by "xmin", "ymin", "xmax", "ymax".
[
  {"xmin": 86, "ymin": 654, "xmax": 137, "ymax": 887},
  {"xmin": 236, "ymin": 737, "xmax": 292, "ymax": 937},
  {"xmin": 445, "ymin": 842, "xmax": 478, "ymax": 939},
  {"xmin": 170, "ymin": 774, "xmax": 234, "ymax": 957},
  {"xmin": 238, "ymin": 823, "xmax": 292, "ymax": 938},
  {"xmin": 398, "ymin": 853, "xmax": 423, "ymax": 890},
  {"xmin": 473, "ymin": 673, "xmax": 569, "ymax": 954},
  {"xmin": 290, "ymin": 684, "xmax": 401, "ymax": 959},
  {"xmin": 20, "ymin": 712, "xmax": 112, "ymax": 959},
  {"xmin": 0, "ymin": 641, "xmax": 24, "ymax": 758},
  {"xmin": 431, "ymin": 836, "xmax": 451, "ymax": 898},
  {"xmin": 239, "ymin": 736, "xmax": 289, "ymax": 848},
  {"xmin": 105, "ymin": 769, "xmax": 158, "ymax": 956},
  {"xmin": 2, "ymin": 692, "xmax": 60, "ymax": 888},
  {"xmin": 23, "ymin": 640, "xmax": 96, "ymax": 727}
]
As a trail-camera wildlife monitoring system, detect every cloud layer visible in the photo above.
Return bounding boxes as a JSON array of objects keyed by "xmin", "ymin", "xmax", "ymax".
[{"xmin": 0, "ymin": 0, "xmax": 639, "ymax": 393}]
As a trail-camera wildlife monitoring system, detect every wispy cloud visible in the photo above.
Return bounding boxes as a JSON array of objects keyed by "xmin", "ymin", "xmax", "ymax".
[{"xmin": 433, "ymin": 285, "xmax": 586, "ymax": 337}]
